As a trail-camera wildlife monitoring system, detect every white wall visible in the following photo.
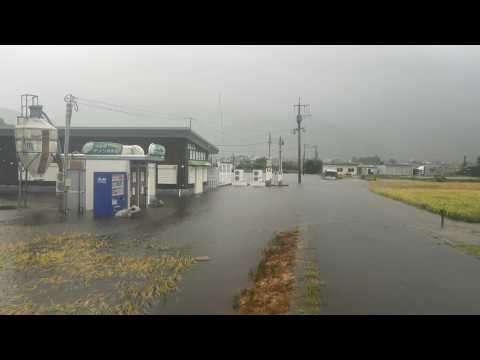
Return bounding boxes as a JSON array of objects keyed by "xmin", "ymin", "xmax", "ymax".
[
  {"xmin": 188, "ymin": 166, "xmax": 195, "ymax": 184},
  {"xmin": 27, "ymin": 162, "xmax": 58, "ymax": 182},
  {"xmin": 323, "ymin": 165, "xmax": 357, "ymax": 176},
  {"xmin": 194, "ymin": 167, "xmax": 203, "ymax": 194},
  {"xmin": 251, "ymin": 169, "xmax": 265, "ymax": 185},
  {"xmin": 358, "ymin": 166, "xmax": 379, "ymax": 175},
  {"xmin": 147, "ymin": 163, "xmax": 156, "ymax": 204},
  {"xmin": 233, "ymin": 169, "xmax": 247, "ymax": 186},
  {"xmin": 219, "ymin": 163, "xmax": 233, "ymax": 185},
  {"xmin": 378, "ymin": 165, "xmax": 413, "ymax": 176},
  {"xmin": 85, "ymin": 159, "xmax": 130, "ymax": 211}
]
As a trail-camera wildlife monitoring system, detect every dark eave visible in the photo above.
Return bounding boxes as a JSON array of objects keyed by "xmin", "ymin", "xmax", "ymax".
[{"xmin": 0, "ymin": 126, "xmax": 219, "ymax": 154}]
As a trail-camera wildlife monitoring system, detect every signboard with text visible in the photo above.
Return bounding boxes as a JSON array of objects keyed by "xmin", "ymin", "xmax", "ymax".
[{"xmin": 82, "ymin": 142, "xmax": 123, "ymax": 155}]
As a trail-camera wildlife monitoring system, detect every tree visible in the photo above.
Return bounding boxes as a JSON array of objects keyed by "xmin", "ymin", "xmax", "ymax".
[
  {"xmin": 236, "ymin": 159, "xmax": 253, "ymax": 171},
  {"xmin": 472, "ymin": 156, "xmax": 480, "ymax": 177},
  {"xmin": 253, "ymin": 157, "xmax": 267, "ymax": 170},
  {"xmin": 352, "ymin": 155, "xmax": 382, "ymax": 165},
  {"xmin": 304, "ymin": 159, "xmax": 323, "ymax": 174},
  {"xmin": 282, "ymin": 160, "xmax": 298, "ymax": 173},
  {"xmin": 464, "ymin": 155, "xmax": 480, "ymax": 177}
]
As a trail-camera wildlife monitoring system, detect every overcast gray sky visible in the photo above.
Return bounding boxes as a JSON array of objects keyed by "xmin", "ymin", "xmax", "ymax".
[{"xmin": 1, "ymin": 45, "xmax": 479, "ymax": 162}]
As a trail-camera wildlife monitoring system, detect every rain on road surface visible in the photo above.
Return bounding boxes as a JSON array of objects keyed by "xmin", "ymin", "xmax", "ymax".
[{"xmin": 2, "ymin": 174, "xmax": 480, "ymax": 314}]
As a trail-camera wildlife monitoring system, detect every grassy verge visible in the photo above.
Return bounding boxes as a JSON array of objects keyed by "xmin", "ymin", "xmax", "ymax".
[
  {"xmin": 0, "ymin": 233, "xmax": 195, "ymax": 314},
  {"xmin": 370, "ymin": 180, "xmax": 480, "ymax": 222},
  {"xmin": 234, "ymin": 229, "xmax": 299, "ymax": 315},
  {"xmin": 301, "ymin": 261, "xmax": 323, "ymax": 314},
  {"xmin": 367, "ymin": 175, "xmax": 480, "ymax": 182},
  {"xmin": 451, "ymin": 243, "xmax": 480, "ymax": 257}
]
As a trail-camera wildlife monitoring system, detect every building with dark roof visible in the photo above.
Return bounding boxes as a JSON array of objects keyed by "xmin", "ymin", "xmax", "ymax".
[{"xmin": 0, "ymin": 126, "xmax": 218, "ymax": 189}]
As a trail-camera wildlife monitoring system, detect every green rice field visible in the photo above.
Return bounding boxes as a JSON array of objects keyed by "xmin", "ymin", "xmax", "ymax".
[{"xmin": 370, "ymin": 180, "xmax": 480, "ymax": 222}]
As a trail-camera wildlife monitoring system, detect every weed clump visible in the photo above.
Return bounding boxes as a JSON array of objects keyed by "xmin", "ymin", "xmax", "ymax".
[
  {"xmin": 236, "ymin": 229, "xmax": 299, "ymax": 315},
  {"xmin": 0, "ymin": 233, "xmax": 194, "ymax": 315}
]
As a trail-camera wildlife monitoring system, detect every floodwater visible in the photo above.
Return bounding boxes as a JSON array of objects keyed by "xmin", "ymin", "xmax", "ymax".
[
  {"xmin": 0, "ymin": 180, "xmax": 301, "ymax": 314},
  {"xmin": 2, "ymin": 175, "xmax": 480, "ymax": 314}
]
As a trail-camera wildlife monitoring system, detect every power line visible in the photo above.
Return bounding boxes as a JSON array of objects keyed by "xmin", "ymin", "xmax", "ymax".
[
  {"xmin": 215, "ymin": 142, "xmax": 268, "ymax": 147},
  {"xmin": 76, "ymin": 96, "xmax": 189, "ymax": 119},
  {"xmin": 76, "ymin": 101, "xmax": 190, "ymax": 122}
]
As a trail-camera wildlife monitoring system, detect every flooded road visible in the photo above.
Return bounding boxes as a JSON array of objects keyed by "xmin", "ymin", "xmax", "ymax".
[
  {"xmin": 2, "ymin": 175, "xmax": 480, "ymax": 314},
  {"xmin": 295, "ymin": 177, "xmax": 480, "ymax": 315}
]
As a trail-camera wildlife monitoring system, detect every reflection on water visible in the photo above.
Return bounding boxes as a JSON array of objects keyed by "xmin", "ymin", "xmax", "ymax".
[{"xmin": 0, "ymin": 176, "xmax": 301, "ymax": 314}]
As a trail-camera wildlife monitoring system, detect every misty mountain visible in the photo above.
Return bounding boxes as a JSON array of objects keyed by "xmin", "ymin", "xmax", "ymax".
[{"xmin": 0, "ymin": 107, "xmax": 17, "ymax": 127}]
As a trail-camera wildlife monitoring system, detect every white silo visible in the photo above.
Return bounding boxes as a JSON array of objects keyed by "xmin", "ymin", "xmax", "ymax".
[{"xmin": 15, "ymin": 103, "xmax": 58, "ymax": 177}]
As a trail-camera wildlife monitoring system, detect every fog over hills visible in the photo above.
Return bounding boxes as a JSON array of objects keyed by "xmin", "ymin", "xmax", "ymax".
[
  {"xmin": 1, "ymin": 45, "xmax": 479, "ymax": 163},
  {"xmin": 0, "ymin": 107, "xmax": 17, "ymax": 127}
]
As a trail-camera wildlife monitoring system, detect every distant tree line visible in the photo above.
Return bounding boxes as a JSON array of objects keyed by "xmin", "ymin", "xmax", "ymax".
[
  {"xmin": 460, "ymin": 156, "xmax": 480, "ymax": 177},
  {"xmin": 303, "ymin": 159, "xmax": 323, "ymax": 174},
  {"xmin": 351, "ymin": 155, "xmax": 399, "ymax": 165},
  {"xmin": 235, "ymin": 157, "xmax": 268, "ymax": 171}
]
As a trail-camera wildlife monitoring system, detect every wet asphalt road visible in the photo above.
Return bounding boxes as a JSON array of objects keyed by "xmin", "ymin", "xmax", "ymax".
[{"xmin": 2, "ymin": 175, "xmax": 480, "ymax": 314}]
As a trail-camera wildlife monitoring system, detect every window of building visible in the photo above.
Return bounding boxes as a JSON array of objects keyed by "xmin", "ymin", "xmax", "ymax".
[
  {"xmin": 337, "ymin": 168, "xmax": 343, "ymax": 172},
  {"xmin": 348, "ymin": 168, "xmax": 354, "ymax": 172},
  {"xmin": 188, "ymin": 142, "xmax": 207, "ymax": 161}
]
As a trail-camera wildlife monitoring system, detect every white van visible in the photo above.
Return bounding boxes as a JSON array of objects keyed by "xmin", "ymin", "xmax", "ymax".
[{"xmin": 322, "ymin": 169, "xmax": 338, "ymax": 180}]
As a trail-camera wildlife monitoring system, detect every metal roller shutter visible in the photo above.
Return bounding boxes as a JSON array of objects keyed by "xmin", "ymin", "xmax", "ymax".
[{"xmin": 157, "ymin": 165, "xmax": 177, "ymax": 184}]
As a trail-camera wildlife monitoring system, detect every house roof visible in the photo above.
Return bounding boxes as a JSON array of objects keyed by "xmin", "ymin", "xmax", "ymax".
[
  {"xmin": 381, "ymin": 164, "xmax": 414, "ymax": 167},
  {"xmin": 324, "ymin": 163, "xmax": 359, "ymax": 167}
]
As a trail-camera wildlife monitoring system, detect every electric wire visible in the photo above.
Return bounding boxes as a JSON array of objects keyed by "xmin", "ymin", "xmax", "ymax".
[
  {"xmin": 215, "ymin": 142, "xmax": 268, "ymax": 147},
  {"xmin": 76, "ymin": 101, "xmax": 192, "ymax": 122},
  {"xmin": 76, "ymin": 97, "xmax": 190, "ymax": 120},
  {"xmin": 76, "ymin": 96, "xmax": 299, "ymax": 153}
]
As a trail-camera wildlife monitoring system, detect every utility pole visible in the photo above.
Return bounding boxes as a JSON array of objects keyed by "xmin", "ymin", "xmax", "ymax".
[
  {"xmin": 278, "ymin": 136, "xmax": 284, "ymax": 184},
  {"xmin": 314, "ymin": 145, "xmax": 319, "ymax": 161},
  {"xmin": 293, "ymin": 97, "xmax": 309, "ymax": 184},
  {"xmin": 63, "ymin": 94, "xmax": 78, "ymax": 216},
  {"xmin": 278, "ymin": 136, "xmax": 285, "ymax": 177},
  {"xmin": 268, "ymin": 132, "xmax": 272, "ymax": 159},
  {"xmin": 303, "ymin": 143, "xmax": 307, "ymax": 175},
  {"xmin": 219, "ymin": 93, "xmax": 224, "ymax": 145},
  {"xmin": 278, "ymin": 136, "xmax": 284, "ymax": 173}
]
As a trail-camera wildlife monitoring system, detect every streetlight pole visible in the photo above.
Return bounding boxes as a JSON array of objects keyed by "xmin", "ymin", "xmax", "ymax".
[{"xmin": 63, "ymin": 94, "xmax": 78, "ymax": 216}]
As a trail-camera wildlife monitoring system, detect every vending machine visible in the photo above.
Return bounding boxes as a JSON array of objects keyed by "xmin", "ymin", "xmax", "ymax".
[{"xmin": 93, "ymin": 172, "xmax": 128, "ymax": 217}]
